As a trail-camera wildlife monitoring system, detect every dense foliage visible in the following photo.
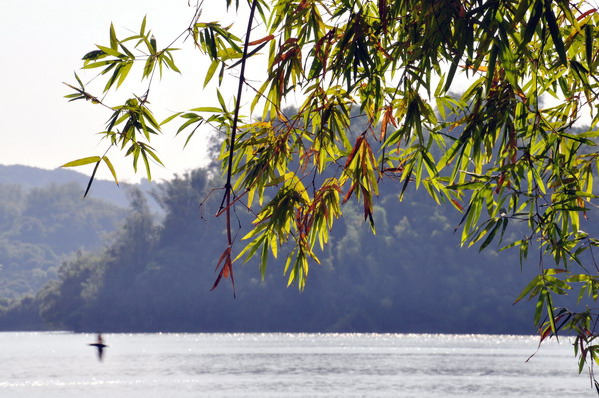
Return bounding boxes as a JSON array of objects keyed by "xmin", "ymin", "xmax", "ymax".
[
  {"xmin": 63, "ymin": 0, "xmax": 599, "ymax": 385},
  {"xmin": 0, "ymin": 182, "xmax": 125, "ymax": 300}
]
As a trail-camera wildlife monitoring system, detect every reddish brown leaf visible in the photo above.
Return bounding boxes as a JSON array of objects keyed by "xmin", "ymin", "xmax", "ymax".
[
  {"xmin": 342, "ymin": 184, "xmax": 356, "ymax": 204},
  {"xmin": 539, "ymin": 324, "xmax": 552, "ymax": 342},
  {"xmin": 451, "ymin": 199, "xmax": 464, "ymax": 211},
  {"xmin": 247, "ymin": 34, "xmax": 274, "ymax": 46},
  {"xmin": 577, "ymin": 8, "xmax": 597, "ymax": 21},
  {"xmin": 496, "ymin": 172, "xmax": 506, "ymax": 193},
  {"xmin": 380, "ymin": 105, "xmax": 396, "ymax": 141},
  {"xmin": 344, "ymin": 135, "xmax": 364, "ymax": 168},
  {"xmin": 211, "ymin": 246, "xmax": 235, "ymax": 297},
  {"xmin": 382, "ymin": 167, "xmax": 403, "ymax": 173}
]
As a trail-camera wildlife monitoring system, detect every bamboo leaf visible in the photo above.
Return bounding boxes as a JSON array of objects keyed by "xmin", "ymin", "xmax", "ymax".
[
  {"xmin": 545, "ymin": 4, "xmax": 568, "ymax": 66},
  {"xmin": 140, "ymin": 15, "xmax": 147, "ymax": 36},
  {"xmin": 515, "ymin": 275, "xmax": 542, "ymax": 303},
  {"xmin": 585, "ymin": 23, "xmax": 594, "ymax": 68},
  {"xmin": 189, "ymin": 106, "xmax": 223, "ymax": 113},
  {"xmin": 61, "ymin": 156, "xmax": 102, "ymax": 167},
  {"xmin": 109, "ymin": 23, "xmax": 118, "ymax": 50},
  {"xmin": 116, "ymin": 61, "xmax": 133, "ymax": 88},
  {"xmin": 479, "ymin": 219, "xmax": 501, "ymax": 252},
  {"xmin": 204, "ymin": 60, "xmax": 219, "ymax": 88},
  {"xmin": 96, "ymin": 45, "xmax": 124, "ymax": 59},
  {"xmin": 160, "ymin": 112, "xmax": 182, "ymax": 126},
  {"xmin": 102, "ymin": 156, "xmax": 119, "ymax": 185}
]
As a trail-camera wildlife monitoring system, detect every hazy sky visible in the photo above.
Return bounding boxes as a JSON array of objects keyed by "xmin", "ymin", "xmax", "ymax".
[
  {"xmin": 4, "ymin": 2, "xmax": 593, "ymax": 185},
  {"xmin": 1, "ymin": 1, "xmax": 241, "ymax": 183}
]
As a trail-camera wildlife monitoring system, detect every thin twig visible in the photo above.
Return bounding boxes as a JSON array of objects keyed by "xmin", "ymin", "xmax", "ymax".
[{"xmin": 212, "ymin": 0, "xmax": 259, "ymax": 296}]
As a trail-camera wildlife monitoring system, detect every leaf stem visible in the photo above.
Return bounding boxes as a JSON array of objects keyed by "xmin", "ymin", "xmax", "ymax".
[{"xmin": 215, "ymin": 0, "xmax": 259, "ymax": 296}]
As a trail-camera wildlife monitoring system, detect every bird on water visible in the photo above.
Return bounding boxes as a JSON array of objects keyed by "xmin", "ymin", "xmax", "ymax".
[{"xmin": 89, "ymin": 333, "xmax": 108, "ymax": 361}]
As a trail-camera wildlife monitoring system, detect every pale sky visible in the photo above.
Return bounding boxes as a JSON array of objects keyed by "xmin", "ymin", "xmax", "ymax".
[
  {"xmin": 3, "ymin": 2, "xmax": 594, "ymax": 184},
  {"xmin": 1, "ymin": 0, "xmax": 246, "ymax": 183}
]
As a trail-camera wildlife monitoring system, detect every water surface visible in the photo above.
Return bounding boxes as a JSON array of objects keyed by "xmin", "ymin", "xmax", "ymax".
[{"xmin": 0, "ymin": 332, "xmax": 593, "ymax": 397}]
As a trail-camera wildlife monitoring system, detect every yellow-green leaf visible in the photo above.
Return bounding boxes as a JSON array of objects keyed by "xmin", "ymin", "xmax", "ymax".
[{"xmin": 61, "ymin": 156, "xmax": 102, "ymax": 168}]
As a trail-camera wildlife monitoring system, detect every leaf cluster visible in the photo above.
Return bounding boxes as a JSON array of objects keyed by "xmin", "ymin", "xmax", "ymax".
[{"xmin": 62, "ymin": 17, "xmax": 181, "ymax": 188}]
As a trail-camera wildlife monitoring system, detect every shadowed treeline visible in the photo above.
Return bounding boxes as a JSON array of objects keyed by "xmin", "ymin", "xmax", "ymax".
[{"xmin": 0, "ymin": 166, "xmax": 550, "ymax": 334}]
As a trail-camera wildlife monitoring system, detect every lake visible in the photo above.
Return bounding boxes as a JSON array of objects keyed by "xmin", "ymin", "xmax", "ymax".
[{"xmin": 0, "ymin": 332, "xmax": 594, "ymax": 397}]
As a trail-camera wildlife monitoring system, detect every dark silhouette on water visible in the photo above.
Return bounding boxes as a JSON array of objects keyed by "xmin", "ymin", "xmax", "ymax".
[{"xmin": 88, "ymin": 333, "xmax": 108, "ymax": 361}]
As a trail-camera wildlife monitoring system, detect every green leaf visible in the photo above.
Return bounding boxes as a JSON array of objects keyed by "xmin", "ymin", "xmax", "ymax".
[
  {"xmin": 140, "ymin": 15, "xmax": 147, "ymax": 36},
  {"xmin": 585, "ymin": 23, "xmax": 594, "ymax": 69},
  {"xmin": 144, "ymin": 147, "xmax": 164, "ymax": 166},
  {"xmin": 109, "ymin": 23, "xmax": 118, "ymax": 50},
  {"xmin": 545, "ymin": 289, "xmax": 557, "ymax": 334},
  {"xmin": 160, "ymin": 112, "xmax": 182, "ymax": 126},
  {"xmin": 204, "ymin": 60, "xmax": 219, "ymax": 88},
  {"xmin": 162, "ymin": 52, "xmax": 181, "ymax": 73},
  {"xmin": 485, "ymin": 42, "xmax": 498, "ymax": 92},
  {"xmin": 102, "ymin": 156, "xmax": 119, "ymax": 185},
  {"xmin": 143, "ymin": 57, "xmax": 155, "ymax": 79},
  {"xmin": 189, "ymin": 106, "xmax": 223, "ymax": 113},
  {"xmin": 479, "ymin": 219, "xmax": 501, "ymax": 252},
  {"xmin": 498, "ymin": 37, "xmax": 517, "ymax": 87},
  {"xmin": 74, "ymin": 72, "xmax": 84, "ymax": 89},
  {"xmin": 443, "ymin": 30, "xmax": 466, "ymax": 92},
  {"xmin": 61, "ymin": 156, "xmax": 102, "ymax": 168},
  {"xmin": 260, "ymin": 237, "xmax": 269, "ymax": 278},
  {"xmin": 544, "ymin": 4, "xmax": 568, "ymax": 66},
  {"xmin": 519, "ymin": 0, "xmax": 543, "ymax": 51},
  {"xmin": 81, "ymin": 60, "xmax": 114, "ymax": 69},
  {"xmin": 119, "ymin": 43, "xmax": 135, "ymax": 59},
  {"xmin": 116, "ymin": 61, "xmax": 133, "ymax": 88},
  {"xmin": 141, "ymin": 150, "xmax": 152, "ymax": 180},
  {"xmin": 515, "ymin": 275, "xmax": 542, "ymax": 303},
  {"xmin": 216, "ymin": 89, "xmax": 227, "ymax": 112},
  {"xmin": 96, "ymin": 45, "xmax": 124, "ymax": 59},
  {"xmin": 534, "ymin": 288, "xmax": 546, "ymax": 325}
]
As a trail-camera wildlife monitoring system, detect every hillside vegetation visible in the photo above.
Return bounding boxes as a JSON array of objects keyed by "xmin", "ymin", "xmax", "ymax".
[
  {"xmin": 0, "ymin": 167, "xmax": 551, "ymax": 334},
  {"xmin": 0, "ymin": 182, "xmax": 126, "ymax": 299}
]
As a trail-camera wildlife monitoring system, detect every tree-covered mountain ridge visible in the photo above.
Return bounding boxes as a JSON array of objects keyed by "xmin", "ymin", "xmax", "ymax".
[
  {"xmin": 0, "ymin": 164, "xmax": 158, "ymax": 209},
  {"xmin": 0, "ymin": 165, "xmax": 166, "ymax": 304},
  {"xmin": 0, "ymin": 164, "xmax": 127, "ymax": 207},
  {"xmin": 2, "ymin": 165, "xmax": 586, "ymax": 334}
]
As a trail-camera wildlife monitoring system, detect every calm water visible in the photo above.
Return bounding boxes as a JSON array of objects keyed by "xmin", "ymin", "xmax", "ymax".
[{"xmin": 0, "ymin": 332, "xmax": 594, "ymax": 397}]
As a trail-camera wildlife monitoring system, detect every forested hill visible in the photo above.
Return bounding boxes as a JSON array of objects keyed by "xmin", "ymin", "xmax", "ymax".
[
  {"xmin": 0, "ymin": 165, "xmax": 159, "ymax": 210},
  {"xmin": 0, "ymin": 182, "xmax": 126, "ymax": 301},
  {"xmin": 0, "ymin": 166, "xmax": 572, "ymax": 334},
  {"xmin": 0, "ymin": 165, "xmax": 129, "ymax": 207},
  {"xmin": 0, "ymin": 166, "xmax": 161, "ymax": 305}
]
